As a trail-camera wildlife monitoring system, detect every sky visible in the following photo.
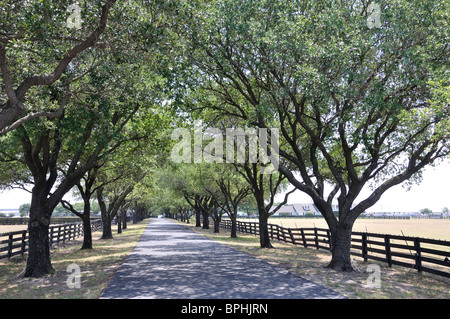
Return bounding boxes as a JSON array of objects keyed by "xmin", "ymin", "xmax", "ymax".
[
  {"xmin": 278, "ymin": 160, "xmax": 450, "ymax": 213},
  {"xmin": 1, "ymin": 160, "xmax": 449, "ymax": 213}
]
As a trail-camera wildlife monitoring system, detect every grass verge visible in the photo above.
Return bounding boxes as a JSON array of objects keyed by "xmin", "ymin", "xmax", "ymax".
[
  {"xmin": 181, "ymin": 221, "xmax": 450, "ymax": 299},
  {"xmin": 0, "ymin": 219, "xmax": 150, "ymax": 299}
]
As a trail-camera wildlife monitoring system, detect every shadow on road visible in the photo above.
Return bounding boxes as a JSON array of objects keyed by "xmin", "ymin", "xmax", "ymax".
[{"xmin": 100, "ymin": 218, "xmax": 344, "ymax": 299}]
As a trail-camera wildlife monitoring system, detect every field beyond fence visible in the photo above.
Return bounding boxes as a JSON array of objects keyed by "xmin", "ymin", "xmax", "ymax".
[{"xmin": 219, "ymin": 220, "xmax": 450, "ymax": 279}]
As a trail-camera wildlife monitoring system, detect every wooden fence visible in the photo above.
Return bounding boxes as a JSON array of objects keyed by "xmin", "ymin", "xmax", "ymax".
[
  {"xmin": 219, "ymin": 220, "xmax": 450, "ymax": 278},
  {"xmin": 0, "ymin": 220, "xmax": 103, "ymax": 261}
]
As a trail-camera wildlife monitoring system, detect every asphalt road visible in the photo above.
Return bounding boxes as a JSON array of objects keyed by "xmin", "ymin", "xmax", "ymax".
[{"xmin": 100, "ymin": 218, "xmax": 344, "ymax": 299}]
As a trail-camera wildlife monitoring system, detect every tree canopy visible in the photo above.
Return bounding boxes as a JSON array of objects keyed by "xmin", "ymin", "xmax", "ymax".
[{"xmin": 0, "ymin": 0, "xmax": 448, "ymax": 276}]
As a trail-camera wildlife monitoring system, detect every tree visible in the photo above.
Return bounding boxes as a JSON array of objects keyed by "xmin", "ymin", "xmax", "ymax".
[
  {"xmin": 420, "ymin": 208, "xmax": 433, "ymax": 215},
  {"xmin": 0, "ymin": 0, "xmax": 177, "ymax": 277},
  {"xmin": 18, "ymin": 203, "xmax": 31, "ymax": 216},
  {"xmin": 0, "ymin": 0, "xmax": 117, "ymax": 134},
  {"xmin": 4, "ymin": 88, "xmax": 141, "ymax": 277},
  {"xmin": 61, "ymin": 164, "xmax": 103, "ymax": 249},
  {"xmin": 214, "ymin": 166, "xmax": 252, "ymax": 237},
  {"xmin": 94, "ymin": 128, "xmax": 158, "ymax": 239},
  {"xmin": 175, "ymin": 0, "xmax": 450, "ymax": 269},
  {"xmin": 97, "ymin": 183, "xmax": 134, "ymax": 239},
  {"xmin": 234, "ymin": 160, "xmax": 294, "ymax": 248}
]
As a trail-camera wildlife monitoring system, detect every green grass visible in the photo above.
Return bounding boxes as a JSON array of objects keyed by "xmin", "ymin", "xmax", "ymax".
[
  {"xmin": 182, "ymin": 221, "xmax": 450, "ymax": 299},
  {"xmin": 0, "ymin": 220, "xmax": 150, "ymax": 299}
]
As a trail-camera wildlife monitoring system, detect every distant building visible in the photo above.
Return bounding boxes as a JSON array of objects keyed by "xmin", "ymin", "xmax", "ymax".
[{"xmin": 271, "ymin": 203, "xmax": 322, "ymax": 216}]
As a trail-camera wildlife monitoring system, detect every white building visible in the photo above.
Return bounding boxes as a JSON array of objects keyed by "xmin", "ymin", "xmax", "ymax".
[{"xmin": 272, "ymin": 203, "xmax": 322, "ymax": 216}]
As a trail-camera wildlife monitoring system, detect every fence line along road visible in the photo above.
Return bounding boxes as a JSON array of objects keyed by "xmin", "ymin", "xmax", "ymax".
[
  {"xmin": 0, "ymin": 220, "xmax": 103, "ymax": 260},
  {"xmin": 218, "ymin": 219, "xmax": 450, "ymax": 279}
]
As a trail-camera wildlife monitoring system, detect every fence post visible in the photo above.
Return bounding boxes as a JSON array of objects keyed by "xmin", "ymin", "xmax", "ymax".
[
  {"xmin": 21, "ymin": 230, "xmax": 27, "ymax": 256},
  {"xmin": 314, "ymin": 228, "xmax": 319, "ymax": 249},
  {"xmin": 385, "ymin": 235, "xmax": 392, "ymax": 267},
  {"xmin": 288, "ymin": 228, "xmax": 295, "ymax": 244},
  {"xmin": 301, "ymin": 229, "xmax": 307, "ymax": 247},
  {"xmin": 7, "ymin": 233, "xmax": 13, "ymax": 259},
  {"xmin": 414, "ymin": 238, "xmax": 422, "ymax": 273},
  {"xmin": 362, "ymin": 233, "xmax": 368, "ymax": 262},
  {"xmin": 58, "ymin": 226, "xmax": 62, "ymax": 244},
  {"xmin": 281, "ymin": 227, "xmax": 287, "ymax": 243}
]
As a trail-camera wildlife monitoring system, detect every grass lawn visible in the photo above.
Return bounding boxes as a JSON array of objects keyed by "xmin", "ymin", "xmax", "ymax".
[
  {"xmin": 182, "ymin": 221, "xmax": 450, "ymax": 299},
  {"xmin": 0, "ymin": 219, "xmax": 150, "ymax": 299}
]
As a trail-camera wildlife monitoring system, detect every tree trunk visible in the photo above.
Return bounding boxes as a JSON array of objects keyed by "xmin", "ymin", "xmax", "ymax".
[
  {"xmin": 117, "ymin": 214, "xmax": 122, "ymax": 234},
  {"xmin": 327, "ymin": 223, "xmax": 353, "ymax": 271},
  {"xmin": 79, "ymin": 200, "xmax": 93, "ymax": 249},
  {"xmin": 230, "ymin": 216, "xmax": 237, "ymax": 238},
  {"xmin": 23, "ymin": 199, "xmax": 54, "ymax": 278},
  {"xmin": 195, "ymin": 209, "xmax": 201, "ymax": 227},
  {"xmin": 80, "ymin": 213, "xmax": 93, "ymax": 249},
  {"xmin": 122, "ymin": 212, "xmax": 127, "ymax": 230},
  {"xmin": 258, "ymin": 211, "xmax": 273, "ymax": 248},
  {"xmin": 101, "ymin": 214, "xmax": 113, "ymax": 239},
  {"xmin": 202, "ymin": 210, "xmax": 210, "ymax": 229},
  {"xmin": 213, "ymin": 218, "xmax": 220, "ymax": 233}
]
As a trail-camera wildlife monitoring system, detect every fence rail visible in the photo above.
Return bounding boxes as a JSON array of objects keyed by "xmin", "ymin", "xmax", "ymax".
[
  {"xmin": 219, "ymin": 220, "xmax": 450, "ymax": 279},
  {"xmin": 0, "ymin": 220, "xmax": 102, "ymax": 261}
]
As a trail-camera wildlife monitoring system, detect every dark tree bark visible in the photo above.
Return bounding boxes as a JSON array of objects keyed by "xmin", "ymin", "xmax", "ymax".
[
  {"xmin": 201, "ymin": 208, "xmax": 210, "ymax": 229},
  {"xmin": 215, "ymin": 176, "xmax": 251, "ymax": 239},
  {"xmin": 230, "ymin": 214, "xmax": 237, "ymax": 238},
  {"xmin": 24, "ymin": 194, "xmax": 54, "ymax": 277},
  {"xmin": 61, "ymin": 171, "xmax": 98, "ymax": 250},
  {"xmin": 257, "ymin": 205, "xmax": 273, "ymax": 249},
  {"xmin": 97, "ymin": 185, "xmax": 134, "ymax": 239},
  {"xmin": 81, "ymin": 209, "xmax": 93, "ymax": 249},
  {"xmin": 327, "ymin": 223, "xmax": 354, "ymax": 271},
  {"xmin": 198, "ymin": 196, "xmax": 213, "ymax": 230},
  {"xmin": 101, "ymin": 215, "xmax": 114, "ymax": 239},
  {"xmin": 117, "ymin": 213, "xmax": 122, "ymax": 234},
  {"xmin": 97, "ymin": 187, "xmax": 113, "ymax": 239},
  {"xmin": 122, "ymin": 210, "xmax": 127, "ymax": 230},
  {"xmin": 19, "ymin": 122, "xmax": 100, "ymax": 277},
  {"xmin": 236, "ymin": 163, "xmax": 294, "ymax": 249},
  {"xmin": 195, "ymin": 208, "xmax": 201, "ymax": 227}
]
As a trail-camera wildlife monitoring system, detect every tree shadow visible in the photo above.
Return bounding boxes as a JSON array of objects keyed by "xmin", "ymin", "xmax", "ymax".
[{"xmin": 100, "ymin": 219, "xmax": 344, "ymax": 299}]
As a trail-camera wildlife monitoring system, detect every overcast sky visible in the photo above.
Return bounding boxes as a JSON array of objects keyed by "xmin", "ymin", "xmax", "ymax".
[{"xmin": 1, "ymin": 160, "xmax": 449, "ymax": 213}]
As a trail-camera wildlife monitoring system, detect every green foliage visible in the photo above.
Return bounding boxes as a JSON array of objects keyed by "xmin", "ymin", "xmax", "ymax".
[
  {"xmin": 19, "ymin": 203, "xmax": 31, "ymax": 214},
  {"xmin": 172, "ymin": 0, "xmax": 449, "ymax": 222},
  {"xmin": 419, "ymin": 208, "xmax": 433, "ymax": 214}
]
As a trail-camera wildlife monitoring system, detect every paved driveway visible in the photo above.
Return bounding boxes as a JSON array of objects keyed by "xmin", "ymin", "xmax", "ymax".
[{"xmin": 100, "ymin": 218, "xmax": 344, "ymax": 299}]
